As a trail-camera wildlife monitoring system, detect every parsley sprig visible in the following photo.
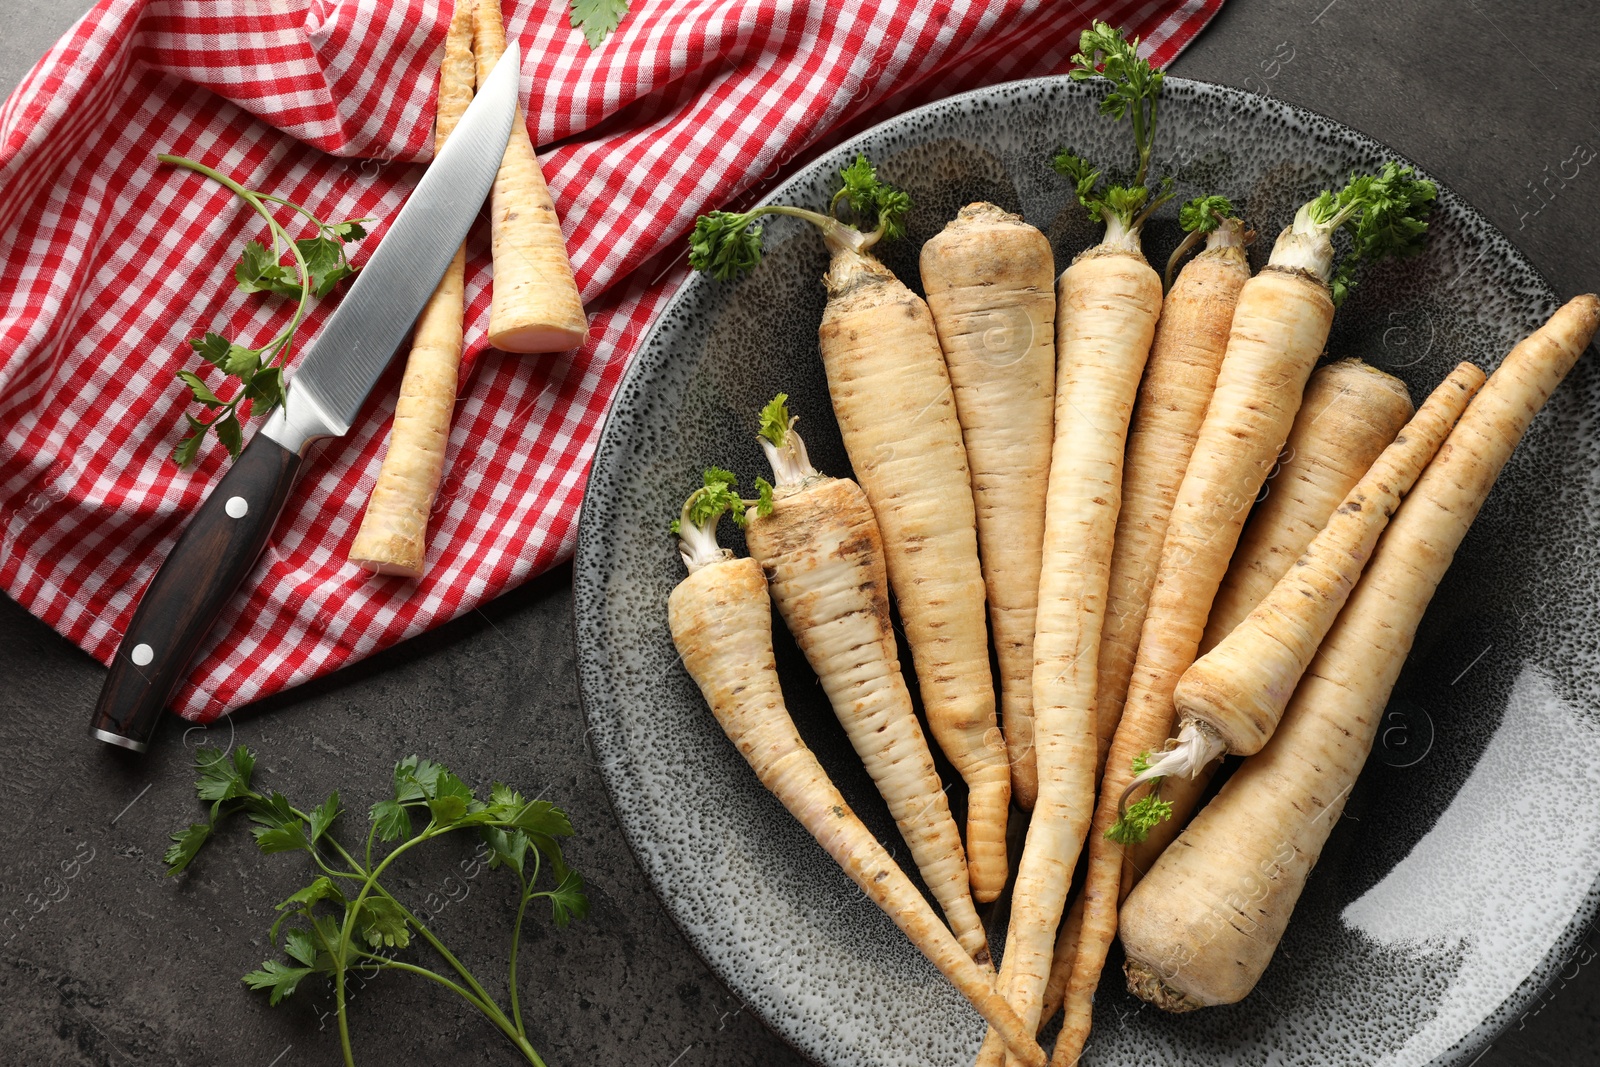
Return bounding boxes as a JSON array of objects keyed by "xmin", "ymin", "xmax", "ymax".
[
  {"xmin": 160, "ymin": 155, "xmax": 369, "ymax": 467},
  {"xmin": 1304, "ymin": 162, "xmax": 1437, "ymax": 305},
  {"xmin": 1163, "ymin": 194, "xmax": 1241, "ymax": 288},
  {"xmin": 1106, "ymin": 750, "xmax": 1172, "ymax": 845},
  {"xmin": 688, "ymin": 154, "xmax": 911, "ymax": 281},
  {"xmin": 167, "ymin": 747, "xmax": 587, "ymax": 1067},
  {"xmin": 570, "ymin": 0, "xmax": 630, "ymax": 48},
  {"xmin": 1053, "ymin": 22, "xmax": 1175, "ymax": 243}
]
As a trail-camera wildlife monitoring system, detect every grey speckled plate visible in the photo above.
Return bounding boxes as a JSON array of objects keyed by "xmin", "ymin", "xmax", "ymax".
[{"xmin": 573, "ymin": 76, "xmax": 1600, "ymax": 1067}]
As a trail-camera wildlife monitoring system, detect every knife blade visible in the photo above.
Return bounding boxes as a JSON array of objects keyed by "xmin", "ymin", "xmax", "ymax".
[{"xmin": 90, "ymin": 44, "xmax": 523, "ymax": 752}]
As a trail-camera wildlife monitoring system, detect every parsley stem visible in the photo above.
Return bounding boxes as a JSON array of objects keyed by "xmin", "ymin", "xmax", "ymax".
[
  {"xmin": 334, "ymin": 960, "xmax": 356, "ymax": 1067},
  {"xmin": 354, "ymin": 954, "xmax": 543, "ymax": 1065},
  {"xmin": 305, "ymin": 819, "xmax": 503, "ymax": 1014},
  {"xmin": 509, "ymin": 870, "xmax": 532, "ymax": 1039},
  {"xmin": 158, "ymin": 154, "xmax": 314, "ymax": 403},
  {"xmin": 351, "ymin": 952, "xmax": 493, "ymax": 1014}
]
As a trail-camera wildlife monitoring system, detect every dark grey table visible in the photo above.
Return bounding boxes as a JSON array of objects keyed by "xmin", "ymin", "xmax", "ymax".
[{"xmin": 2, "ymin": 2, "xmax": 1596, "ymax": 1065}]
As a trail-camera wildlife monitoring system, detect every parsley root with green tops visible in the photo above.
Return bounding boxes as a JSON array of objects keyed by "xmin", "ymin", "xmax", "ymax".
[
  {"xmin": 1092, "ymin": 203, "xmax": 1248, "ymax": 779},
  {"xmin": 1120, "ymin": 294, "xmax": 1600, "ymax": 1012},
  {"xmin": 667, "ymin": 473, "xmax": 1046, "ymax": 1067},
  {"xmin": 1058, "ymin": 162, "xmax": 1438, "ymax": 1066},
  {"xmin": 976, "ymin": 26, "xmax": 1172, "ymax": 1067},
  {"xmin": 1120, "ymin": 357, "xmax": 1416, "ymax": 894},
  {"xmin": 743, "ymin": 395, "xmax": 990, "ymax": 965},
  {"xmin": 689, "ymin": 156, "xmax": 1011, "ymax": 905},
  {"xmin": 1148, "ymin": 361, "xmax": 1484, "ymax": 778}
]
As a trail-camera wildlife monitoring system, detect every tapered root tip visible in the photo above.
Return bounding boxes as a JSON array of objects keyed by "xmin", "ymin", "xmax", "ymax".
[
  {"xmin": 966, "ymin": 779, "xmax": 1011, "ymax": 903},
  {"xmin": 1123, "ymin": 957, "xmax": 1205, "ymax": 1013}
]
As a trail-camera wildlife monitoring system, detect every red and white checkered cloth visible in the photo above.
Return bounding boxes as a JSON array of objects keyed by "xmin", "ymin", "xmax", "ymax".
[{"xmin": 0, "ymin": 0, "xmax": 1222, "ymax": 721}]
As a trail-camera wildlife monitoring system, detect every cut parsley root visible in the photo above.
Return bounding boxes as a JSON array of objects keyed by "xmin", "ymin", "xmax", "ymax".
[
  {"xmin": 349, "ymin": 0, "xmax": 477, "ymax": 577},
  {"xmin": 920, "ymin": 203, "xmax": 1057, "ymax": 812},
  {"xmin": 979, "ymin": 26, "xmax": 1169, "ymax": 1067},
  {"xmin": 1058, "ymin": 163, "xmax": 1437, "ymax": 1066},
  {"xmin": 690, "ymin": 156, "xmax": 1011, "ymax": 904},
  {"xmin": 1120, "ymin": 295, "xmax": 1600, "ymax": 1012},
  {"xmin": 476, "ymin": 0, "xmax": 588, "ymax": 353},
  {"xmin": 1093, "ymin": 206, "xmax": 1247, "ymax": 778},
  {"xmin": 160, "ymin": 156, "xmax": 367, "ymax": 466},
  {"xmin": 1120, "ymin": 358, "xmax": 1416, "ymax": 894},
  {"xmin": 667, "ymin": 476, "xmax": 1046, "ymax": 1067},
  {"xmin": 1154, "ymin": 362, "xmax": 1484, "ymax": 772},
  {"xmin": 743, "ymin": 395, "xmax": 990, "ymax": 965}
]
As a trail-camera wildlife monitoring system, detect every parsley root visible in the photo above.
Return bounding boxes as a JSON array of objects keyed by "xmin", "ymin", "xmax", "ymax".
[
  {"xmin": 667, "ymin": 477, "xmax": 1046, "ymax": 1067},
  {"xmin": 476, "ymin": 0, "xmax": 588, "ymax": 352},
  {"xmin": 980, "ymin": 26, "xmax": 1169, "ymax": 1065},
  {"xmin": 689, "ymin": 156, "xmax": 1010, "ymax": 904},
  {"xmin": 349, "ymin": 0, "xmax": 477, "ymax": 576},
  {"xmin": 1120, "ymin": 357, "xmax": 1417, "ymax": 892},
  {"xmin": 1093, "ymin": 209, "xmax": 1247, "ymax": 778},
  {"xmin": 920, "ymin": 203, "xmax": 1057, "ymax": 813},
  {"xmin": 743, "ymin": 395, "xmax": 990, "ymax": 965},
  {"xmin": 1058, "ymin": 163, "xmax": 1437, "ymax": 1065},
  {"xmin": 1119, "ymin": 294, "xmax": 1600, "ymax": 1012},
  {"xmin": 1154, "ymin": 362, "xmax": 1483, "ymax": 771}
]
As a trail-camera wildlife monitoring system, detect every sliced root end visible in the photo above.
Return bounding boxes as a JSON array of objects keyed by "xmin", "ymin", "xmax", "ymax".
[
  {"xmin": 488, "ymin": 322, "xmax": 589, "ymax": 354},
  {"xmin": 1123, "ymin": 957, "xmax": 1205, "ymax": 1014},
  {"xmin": 350, "ymin": 554, "xmax": 424, "ymax": 580}
]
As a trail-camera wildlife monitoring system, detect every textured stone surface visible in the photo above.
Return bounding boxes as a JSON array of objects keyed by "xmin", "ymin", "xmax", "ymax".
[{"xmin": 3, "ymin": 2, "xmax": 1599, "ymax": 1066}]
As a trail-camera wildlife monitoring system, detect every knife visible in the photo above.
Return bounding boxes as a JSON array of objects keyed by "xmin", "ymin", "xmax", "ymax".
[{"xmin": 90, "ymin": 44, "xmax": 523, "ymax": 752}]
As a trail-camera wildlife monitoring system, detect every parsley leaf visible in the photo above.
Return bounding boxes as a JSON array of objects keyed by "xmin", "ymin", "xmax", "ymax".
[
  {"xmin": 1106, "ymin": 790, "xmax": 1174, "ymax": 845},
  {"xmin": 250, "ymin": 792, "xmax": 310, "ymax": 854},
  {"xmin": 482, "ymin": 827, "xmax": 530, "ymax": 876},
  {"xmin": 164, "ymin": 822, "xmax": 212, "ymax": 875},
  {"xmin": 295, "ymin": 235, "xmax": 353, "ymax": 299},
  {"xmin": 195, "ymin": 746, "xmax": 257, "ymax": 804},
  {"xmin": 177, "ymin": 370, "xmax": 222, "ymax": 408},
  {"xmin": 1178, "ymin": 194, "xmax": 1236, "ymax": 234},
  {"xmin": 754, "ymin": 477, "xmax": 775, "ymax": 517},
  {"xmin": 832, "ymin": 155, "xmax": 910, "ymax": 240},
  {"xmin": 354, "ymin": 896, "xmax": 411, "ymax": 950},
  {"xmin": 308, "ymin": 792, "xmax": 341, "ymax": 843},
  {"xmin": 369, "ymin": 799, "xmax": 412, "ymax": 843},
  {"xmin": 685, "ymin": 469, "xmax": 746, "ymax": 530},
  {"xmin": 243, "ymin": 960, "xmax": 315, "ymax": 1006},
  {"xmin": 689, "ymin": 211, "xmax": 766, "ymax": 281},
  {"xmin": 235, "ymin": 240, "xmax": 301, "ymax": 298},
  {"xmin": 170, "ymin": 747, "xmax": 587, "ymax": 1066},
  {"xmin": 425, "ymin": 770, "xmax": 475, "ymax": 826},
  {"xmin": 571, "ymin": 0, "xmax": 629, "ymax": 48},
  {"xmin": 547, "ymin": 868, "xmax": 589, "ymax": 928},
  {"xmin": 1305, "ymin": 162, "xmax": 1436, "ymax": 305},
  {"xmin": 757, "ymin": 392, "xmax": 790, "ymax": 447},
  {"xmin": 161, "ymin": 154, "xmax": 366, "ymax": 466},
  {"xmin": 214, "ymin": 412, "xmax": 243, "ymax": 459}
]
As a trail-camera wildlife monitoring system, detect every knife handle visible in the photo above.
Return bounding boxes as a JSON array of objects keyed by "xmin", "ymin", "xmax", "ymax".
[{"xmin": 91, "ymin": 435, "xmax": 303, "ymax": 751}]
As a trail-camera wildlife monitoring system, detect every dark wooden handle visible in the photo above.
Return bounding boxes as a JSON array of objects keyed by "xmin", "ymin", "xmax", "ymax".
[{"xmin": 90, "ymin": 435, "xmax": 302, "ymax": 751}]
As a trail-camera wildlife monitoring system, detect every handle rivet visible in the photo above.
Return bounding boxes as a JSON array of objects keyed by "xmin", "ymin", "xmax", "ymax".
[
  {"xmin": 131, "ymin": 643, "xmax": 154, "ymax": 666},
  {"xmin": 225, "ymin": 496, "xmax": 249, "ymax": 519}
]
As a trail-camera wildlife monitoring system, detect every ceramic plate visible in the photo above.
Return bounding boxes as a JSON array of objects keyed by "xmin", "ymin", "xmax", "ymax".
[{"xmin": 573, "ymin": 75, "xmax": 1600, "ymax": 1067}]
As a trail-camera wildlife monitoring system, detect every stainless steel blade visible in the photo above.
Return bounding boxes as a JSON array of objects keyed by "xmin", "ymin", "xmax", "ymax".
[{"xmin": 262, "ymin": 43, "xmax": 521, "ymax": 452}]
